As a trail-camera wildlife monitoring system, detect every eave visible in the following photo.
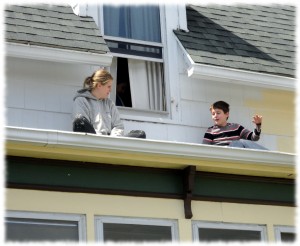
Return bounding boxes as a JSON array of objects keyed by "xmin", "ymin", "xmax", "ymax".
[
  {"xmin": 188, "ymin": 62, "xmax": 295, "ymax": 91},
  {"xmin": 5, "ymin": 127, "xmax": 295, "ymax": 179},
  {"xmin": 175, "ymin": 36, "xmax": 295, "ymax": 91},
  {"xmin": 6, "ymin": 43, "xmax": 113, "ymax": 66}
]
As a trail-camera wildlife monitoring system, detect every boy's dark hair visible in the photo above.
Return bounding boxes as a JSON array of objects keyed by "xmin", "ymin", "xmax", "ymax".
[{"xmin": 210, "ymin": 101, "xmax": 230, "ymax": 114}]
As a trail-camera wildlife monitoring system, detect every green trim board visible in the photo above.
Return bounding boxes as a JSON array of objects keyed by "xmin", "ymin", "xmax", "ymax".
[
  {"xmin": 6, "ymin": 157, "xmax": 183, "ymax": 196},
  {"xmin": 193, "ymin": 173, "xmax": 294, "ymax": 203},
  {"xmin": 6, "ymin": 156, "xmax": 295, "ymax": 206}
]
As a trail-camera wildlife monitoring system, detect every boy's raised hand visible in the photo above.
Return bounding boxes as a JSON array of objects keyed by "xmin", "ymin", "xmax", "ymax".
[{"xmin": 252, "ymin": 114, "xmax": 262, "ymax": 125}]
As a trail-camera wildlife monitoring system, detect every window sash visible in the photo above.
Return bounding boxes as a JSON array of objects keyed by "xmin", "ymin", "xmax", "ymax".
[
  {"xmin": 103, "ymin": 5, "xmax": 162, "ymax": 59},
  {"xmin": 5, "ymin": 211, "xmax": 86, "ymax": 242},
  {"xmin": 192, "ymin": 221, "xmax": 267, "ymax": 242},
  {"xmin": 274, "ymin": 225, "xmax": 296, "ymax": 242},
  {"xmin": 106, "ymin": 40, "xmax": 163, "ymax": 59},
  {"xmin": 95, "ymin": 216, "xmax": 179, "ymax": 242}
]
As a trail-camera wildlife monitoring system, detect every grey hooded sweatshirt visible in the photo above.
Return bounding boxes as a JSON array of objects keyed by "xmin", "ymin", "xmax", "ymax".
[{"xmin": 73, "ymin": 89, "xmax": 124, "ymax": 136}]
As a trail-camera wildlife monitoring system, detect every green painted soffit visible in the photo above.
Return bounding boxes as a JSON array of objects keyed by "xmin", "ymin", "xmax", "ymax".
[{"xmin": 6, "ymin": 156, "xmax": 295, "ymax": 205}]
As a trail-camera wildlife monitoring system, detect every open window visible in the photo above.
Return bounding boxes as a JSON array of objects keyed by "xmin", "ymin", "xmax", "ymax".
[{"xmin": 102, "ymin": 4, "xmax": 166, "ymax": 112}]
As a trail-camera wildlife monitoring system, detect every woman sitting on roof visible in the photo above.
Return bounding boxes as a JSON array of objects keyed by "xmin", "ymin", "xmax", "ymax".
[{"xmin": 72, "ymin": 68, "xmax": 145, "ymax": 138}]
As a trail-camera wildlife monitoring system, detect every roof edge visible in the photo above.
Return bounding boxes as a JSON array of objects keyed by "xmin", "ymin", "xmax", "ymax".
[
  {"xmin": 5, "ymin": 127, "xmax": 295, "ymax": 179},
  {"xmin": 6, "ymin": 43, "xmax": 113, "ymax": 67},
  {"xmin": 188, "ymin": 63, "xmax": 295, "ymax": 91},
  {"xmin": 174, "ymin": 35, "xmax": 295, "ymax": 91}
]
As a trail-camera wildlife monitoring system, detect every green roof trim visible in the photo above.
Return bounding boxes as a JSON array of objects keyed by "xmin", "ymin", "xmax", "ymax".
[{"xmin": 6, "ymin": 156, "xmax": 295, "ymax": 206}]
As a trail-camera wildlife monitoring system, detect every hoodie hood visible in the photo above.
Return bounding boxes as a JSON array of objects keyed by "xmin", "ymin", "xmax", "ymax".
[{"xmin": 73, "ymin": 88, "xmax": 98, "ymax": 101}]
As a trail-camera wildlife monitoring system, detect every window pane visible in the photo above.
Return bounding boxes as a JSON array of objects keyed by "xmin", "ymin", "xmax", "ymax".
[
  {"xmin": 5, "ymin": 218, "xmax": 79, "ymax": 242},
  {"xmin": 281, "ymin": 232, "xmax": 296, "ymax": 242},
  {"xmin": 104, "ymin": 5, "xmax": 161, "ymax": 43},
  {"xmin": 198, "ymin": 228, "xmax": 262, "ymax": 242},
  {"xmin": 103, "ymin": 223, "xmax": 172, "ymax": 242}
]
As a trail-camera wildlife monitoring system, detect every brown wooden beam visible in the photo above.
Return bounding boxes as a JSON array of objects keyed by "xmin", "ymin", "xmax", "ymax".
[{"xmin": 183, "ymin": 166, "xmax": 196, "ymax": 219}]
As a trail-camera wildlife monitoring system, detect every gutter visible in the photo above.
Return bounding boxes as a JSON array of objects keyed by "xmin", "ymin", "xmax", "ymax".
[{"xmin": 5, "ymin": 127, "xmax": 295, "ymax": 179}]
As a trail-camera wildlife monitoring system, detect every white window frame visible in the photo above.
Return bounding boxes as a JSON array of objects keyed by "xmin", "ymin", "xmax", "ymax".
[
  {"xmin": 192, "ymin": 221, "xmax": 268, "ymax": 242},
  {"xmin": 95, "ymin": 216, "xmax": 179, "ymax": 242},
  {"xmin": 98, "ymin": 4, "xmax": 171, "ymax": 120},
  {"xmin": 274, "ymin": 225, "xmax": 296, "ymax": 242},
  {"xmin": 5, "ymin": 211, "xmax": 87, "ymax": 242}
]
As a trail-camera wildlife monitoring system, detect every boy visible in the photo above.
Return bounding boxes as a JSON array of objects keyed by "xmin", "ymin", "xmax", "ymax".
[{"xmin": 202, "ymin": 101, "xmax": 267, "ymax": 150}]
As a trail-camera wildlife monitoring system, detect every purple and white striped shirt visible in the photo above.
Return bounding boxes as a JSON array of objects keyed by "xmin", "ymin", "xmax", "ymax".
[{"xmin": 202, "ymin": 123, "xmax": 261, "ymax": 146}]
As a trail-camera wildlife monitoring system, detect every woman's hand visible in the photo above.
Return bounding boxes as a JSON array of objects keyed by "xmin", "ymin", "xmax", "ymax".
[{"xmin": 252, "ymin": 115, "xmax": 262, "ymax": 125}]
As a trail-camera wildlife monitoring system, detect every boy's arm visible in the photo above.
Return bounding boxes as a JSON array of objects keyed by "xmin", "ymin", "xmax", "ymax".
[
  {"xmin": 240, "ymin": 115, "xmax": 262, "ymax": 141},
  {"xmin": 252, "ymin": 114, "xmax": 262, "ymax": 140},
  {"xmin": 202, "ymin": 131, "xmax": 213, "ymax": 144}
]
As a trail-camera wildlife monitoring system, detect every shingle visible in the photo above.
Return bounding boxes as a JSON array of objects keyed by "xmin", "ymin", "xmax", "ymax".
[
  {"xmin": 5, "ymin": 4, "xmax": 109, "ymax": 54},
  {"xmin": 175, "ymin": 4, "xmax": 295, "ymax": 78}
]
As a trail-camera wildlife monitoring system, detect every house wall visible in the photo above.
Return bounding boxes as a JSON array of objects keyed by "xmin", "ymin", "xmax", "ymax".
[
  {"xmin": 6, "ymin": 188, "xmax": 295, "ymax": 242},
  {"xmin": 5, "ymin": 57, "xmax": 97, "ymax": 132},
  {"xmin": 5, "ymin": 53, "xmax": 295, "ymax": 153}
]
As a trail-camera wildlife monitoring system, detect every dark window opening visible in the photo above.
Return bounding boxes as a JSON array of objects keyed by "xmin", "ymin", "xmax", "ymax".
[
  {"xmin": 116, "ymin": 57, "xmax": 132, "ymax": 107},
  {"xmin": 198, "ymin": 228, "xmax": 262, "ymax": 242}
]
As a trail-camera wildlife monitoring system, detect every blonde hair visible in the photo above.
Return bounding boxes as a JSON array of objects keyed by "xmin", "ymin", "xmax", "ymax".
[{"xmin": 83, "ymin": 69, "xmax": 113, "ymax": 90}]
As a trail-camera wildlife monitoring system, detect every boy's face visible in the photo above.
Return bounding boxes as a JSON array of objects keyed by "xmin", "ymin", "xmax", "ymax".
[{"xmin": 211, "ymin": 108, "xmax": 229, "ymax": 127}]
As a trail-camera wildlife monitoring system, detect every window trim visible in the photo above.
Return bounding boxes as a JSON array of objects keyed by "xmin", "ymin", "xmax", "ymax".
[
  {"xmin": 5, "ymin": 211, "xmax": 87, "ymax": 242},
  {"xmin": 94, "ymin": 216, "xmax": 179, "ymax": 242},
  {"xmin": 274, "ymin": 225, "xmax": 296, "ymax": 242},
  {"xmin": 192, "ymin": 221, "xmax": 268, "ymax": 242}
]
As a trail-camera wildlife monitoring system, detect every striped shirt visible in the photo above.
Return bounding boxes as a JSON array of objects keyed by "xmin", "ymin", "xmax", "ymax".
[{"xmin": 202, "ymin": 123, "xmax": 261, "ymax": 146}]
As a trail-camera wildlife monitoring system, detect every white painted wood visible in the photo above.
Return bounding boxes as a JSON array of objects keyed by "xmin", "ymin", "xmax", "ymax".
[
  {"xmin": 7, "ymin": 43, "xmax": 112, "ymax": 67},
  {"xmin": 6, "ymin": 127, "xmax": 295, "ymax": 168}
]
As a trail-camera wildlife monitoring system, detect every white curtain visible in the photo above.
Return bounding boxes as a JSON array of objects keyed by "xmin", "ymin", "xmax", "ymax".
[
  {"xmin": 109, "ymin": 57, "xmax": 118, "ymax": 101},
  {"xmin": 128, "ymin": 59, "xmax": 164, "ymax": 111}
]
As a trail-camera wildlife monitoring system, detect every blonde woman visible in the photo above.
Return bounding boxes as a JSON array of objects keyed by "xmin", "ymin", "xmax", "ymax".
[{"xmin": 72, "ymin": 69, "xmax": 124, "ymax": 136}]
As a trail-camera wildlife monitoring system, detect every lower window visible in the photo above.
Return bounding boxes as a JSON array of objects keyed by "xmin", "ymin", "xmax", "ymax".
[
  {"xmin": 5, "ymin": 211, "xmax": 86, "ymax": 242},
  {"xmin": 95, "ymin": 216, "xmax": 178, "ymax": 242},
  {"xmin": 192, "ymin": 221, "xmax": 267, "ymax": 242},
  {"xmin": 274, "ymin": 225, "xmax": 296, "ymax": 242}
]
